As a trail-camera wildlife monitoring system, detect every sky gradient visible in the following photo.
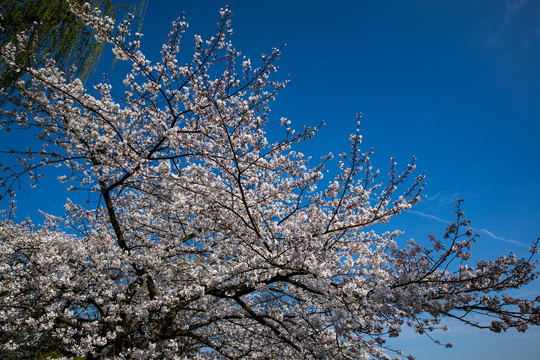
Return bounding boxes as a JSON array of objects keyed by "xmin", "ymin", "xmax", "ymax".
[
  {"xmin": 113, "ymin": 1, "xmax": 540, "ymax": 358},
  {"xmin": 2, "ymin": 0, "xmax": 539, "ymax": 358}
]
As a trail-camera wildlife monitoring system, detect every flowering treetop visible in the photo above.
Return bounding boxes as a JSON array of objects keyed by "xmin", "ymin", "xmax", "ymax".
[{"xmin": 0, "ymin": 2, "xmax": 538, "ymax": 359}]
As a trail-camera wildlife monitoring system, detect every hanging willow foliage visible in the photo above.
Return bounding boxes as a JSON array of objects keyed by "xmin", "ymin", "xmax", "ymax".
[{"xmin": 0, "ymin": 0, "xmax": 147, "ymax": 97}]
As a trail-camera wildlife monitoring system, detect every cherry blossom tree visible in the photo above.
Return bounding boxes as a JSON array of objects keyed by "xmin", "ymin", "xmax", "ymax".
[{"xmin": 0, "ymin": 2, "xmax": 538, "ymax": 359}]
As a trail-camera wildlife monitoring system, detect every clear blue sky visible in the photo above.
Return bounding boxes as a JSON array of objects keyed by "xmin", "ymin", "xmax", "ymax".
[
  {"xmin": 3, "ymin": 0, "xmax": 540, "ymax": 358},
  {"xmin": 119, "ymin": 1, "xmax": 540, "ymax": 358},
  {"xmin": 135, "ymin": 0, "xmax": 540, "ymax": 254}
]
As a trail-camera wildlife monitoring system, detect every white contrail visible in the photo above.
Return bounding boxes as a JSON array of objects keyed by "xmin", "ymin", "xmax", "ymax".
[
  {"xmin": 408, "ymin": 210, "xmax": 450, "ymax": 224},
  {"xmin": 479, "ymin": 229, "xmax": 529, "ymax": 248},
  {"xmin": 408, "ymin": 211, "xmax": 529, "ymax": 248}
]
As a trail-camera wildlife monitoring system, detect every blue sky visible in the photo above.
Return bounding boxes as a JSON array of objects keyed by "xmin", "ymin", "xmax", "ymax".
[
  {"xmin": 135, "ymin": 0, "xmax": 540, "ymax": 252},
  {"xmin": 2, "ymin": 0, "xmax": 540, "ymax": 358},
  {"xmin": 115, "ymin": 0, "xmax": 540, "ymax": 358}
]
